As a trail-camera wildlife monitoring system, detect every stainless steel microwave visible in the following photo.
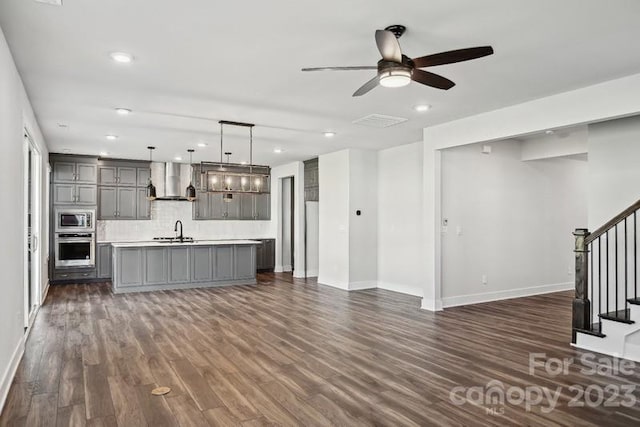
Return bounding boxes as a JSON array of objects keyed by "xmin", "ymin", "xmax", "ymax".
[{"xmin": 55, "ymin": 208, "xmax": 95, "ymax": 233}]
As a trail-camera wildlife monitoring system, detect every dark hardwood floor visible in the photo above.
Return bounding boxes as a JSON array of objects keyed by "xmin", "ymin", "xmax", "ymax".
[{"xmin": 1, "ymin": 273, "xmax": 640, "ymax": 426}]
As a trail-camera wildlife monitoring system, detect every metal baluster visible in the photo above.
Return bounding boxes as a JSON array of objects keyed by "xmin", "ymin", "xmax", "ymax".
[
  {"xmin": 615, "ymin": 224, "xmax": 618, "ymax": 316},
  {"xmin": 590, "ymin": 241, "xmax": 594, "ymax": 329},
  {"xmin": 606, "ymin": 231, "xmax": 609, "ymax": 316},
  {"xmin": 598, "ymin": 237, "xmax": 602, "ymax": 332},
  {"xmin": 625, "ymin": 218, "xmax": 628, "ymax": 319}
]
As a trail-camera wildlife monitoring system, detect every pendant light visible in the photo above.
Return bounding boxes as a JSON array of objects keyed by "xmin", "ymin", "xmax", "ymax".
[
  {"xmin": 146, "ymin": 146, "xmax": 157, "ymax": 200},
  {"xmin": 223, "ymin": 151, "xmax": 233, "ymax": 202},
  {"xmin": 186, "ymin": 149, "xmax": 197, "ymax": 202}
]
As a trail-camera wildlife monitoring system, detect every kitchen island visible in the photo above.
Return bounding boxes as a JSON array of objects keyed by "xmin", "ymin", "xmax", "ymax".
[{"xmin": 111, "ymin": 240, "xmax": 260, "ymax": 293}]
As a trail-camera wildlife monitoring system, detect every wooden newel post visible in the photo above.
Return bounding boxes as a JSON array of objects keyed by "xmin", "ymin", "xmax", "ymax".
[{"xmin": 572, "ymin": 228, "xmax": 590, "ymax": 342}]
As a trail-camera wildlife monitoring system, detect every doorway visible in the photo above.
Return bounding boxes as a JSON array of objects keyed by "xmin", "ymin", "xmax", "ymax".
[
  {"xmin": 281, "ymin": 177, "xmax": 295, "ymax": 273},
  {"xmin": 24, "ymin": 132, "xmax": 41, "ymax": 328}
]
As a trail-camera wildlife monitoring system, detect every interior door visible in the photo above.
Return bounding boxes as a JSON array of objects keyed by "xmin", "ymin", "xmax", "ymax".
[{"xmin": 24, "ymin": 133, "xmax": 41, "ymax": 328}]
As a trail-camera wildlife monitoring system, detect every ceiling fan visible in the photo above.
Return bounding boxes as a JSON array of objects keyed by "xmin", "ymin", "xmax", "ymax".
[{"xmin": 301, "ymin": 25, "xmax": 494, "ymax": 97}]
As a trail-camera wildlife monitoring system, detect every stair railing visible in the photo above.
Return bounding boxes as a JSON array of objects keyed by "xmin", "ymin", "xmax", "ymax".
[{"xmin": 572, "ymin": 198, "xmax": 640, "ymax": 343}]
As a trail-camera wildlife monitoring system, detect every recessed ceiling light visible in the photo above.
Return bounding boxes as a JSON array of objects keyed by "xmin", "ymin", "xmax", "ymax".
[
  {"xmin": 57, "ymin": 123, "xmax": 68, "ymax": 128},
  {"xmin": 105, "ymin": 134, "xmax": 118, "ymax": 140},
  {"xmin": 323, "ymin": 131, "xmax": 336, "ymax": 138},
  {"xmin": 99, "ymin": 151, "xmax": 109, "ymax": 156},
  {"xmin": 197, "ymin": 143, "xmax": 207, "ymax": 148},
  {"xmin": 545, "ymin": 130, "xmax": 555, "ymax": 135},
  {"xmin": 175, "ymin": 156, "xmax": 183, "ymax": 161},
  {"xmin": 274, "ymin": 148, "xmax": 283, "ymax": 154},
  {"xmin": 414, "ymin": 104, "xmax": 431, "ymax": 112},
  {"xmin": 115, "ymin": 108, "xmax": 131, "ymax": 115},
  {"xmin": 62, "ymin": 148, "xmax": 71, "ymax": 153},
  {"xmin": 240, "ymin": 161, "xmax": 248, "ymax": 165},
  {"xmin": 35, "ymin": 0, "xmax": 62, "ymax": 5},
  {"xmin": 110, "ymin": 52, "xmax": 133, "ymax": 63}
]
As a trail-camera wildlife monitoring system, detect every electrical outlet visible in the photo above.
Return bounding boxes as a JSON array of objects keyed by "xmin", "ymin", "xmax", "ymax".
[{"xmin": 482, "ymin": 274, "xmax": 488, "ymax": 285}]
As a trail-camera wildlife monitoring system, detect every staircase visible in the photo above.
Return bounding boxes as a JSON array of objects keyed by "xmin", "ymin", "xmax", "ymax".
[{"xmin": 572, "ymin": 199, "xmax": 640, "ymax": 361}]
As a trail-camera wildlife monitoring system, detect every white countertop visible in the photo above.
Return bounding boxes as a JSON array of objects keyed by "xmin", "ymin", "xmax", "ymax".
[{"xmin": 110, "ymin": 239, "xmax": 261, "ymax": 248}]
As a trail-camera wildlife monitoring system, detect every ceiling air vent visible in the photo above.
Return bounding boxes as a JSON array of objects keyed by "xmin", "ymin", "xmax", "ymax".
[
  {"xmin": 352, "ymin": 114, "xmax": 408, "ymax": 128},
  {"xmin": 35, "ymin": 0, "xmax": 63, "ymax": 5}
]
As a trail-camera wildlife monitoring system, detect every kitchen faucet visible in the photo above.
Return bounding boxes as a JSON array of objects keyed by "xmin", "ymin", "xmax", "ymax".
[{"xmin": 174, "ymin": 220, "xmax": 183, "ymax": 243}]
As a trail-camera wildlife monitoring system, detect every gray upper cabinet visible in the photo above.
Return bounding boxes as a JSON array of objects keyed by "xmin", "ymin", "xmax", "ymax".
[
  {"xmin": 53, "ymin": 184, "xmax": 76, "ymax": 204},
  {"xmin": 97, "ymin": 161, "xmax": 151, "ymax": 220},
  {"xmin": 137, "ymin": 188, "xmax": 151, "ymax": 219},
  {"xmin": 118, "ymin": 167, "xmax": 137, "ymax": 186},
  {"xmin": 76, "ymin": 163, "xmax": 97, "ymax": 184},
  {"xmin": 53, "ymin": 162, "xmax": 76, "ymax": 183},
  {"xmin": 137, "ymin": 168, "xmax": 151, "ymax": 187},
  {"xmin": 53, "ymin": 183, "xmax": 97, "ymax": 205},
  {"xmin": 117, "ymin": 187, "xmax": 137, "ymax": 219},
  {"xmin": 53, "ymin": 160, "xmax": 97, "ymax": 184},
  {"xmin": 255, "ymin": 194, "xmax": 271, "ymax": 220},
  {"xmin": 194, "ymin": 192, "xmax": 270, "ymax": 221},
  {"xmin": 98, "ymin": 187, "xmax": 118, "ymax": 219},
  {"xmin": 52, "ymin": 156, "xmax": 98, "ymax": 206},
  {"xmin": 98, "ymin": 167, "xmax": 117, "ymax": 185},
  {"xmin": 99, "ymin": 166, "xmax": 137, "ymax": 186},
  {"xmin": 239, "ymin": 193, "xmax": 254, "ymax": 220}
]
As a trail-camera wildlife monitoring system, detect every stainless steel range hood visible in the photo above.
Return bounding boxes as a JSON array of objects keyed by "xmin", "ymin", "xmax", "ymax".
[{"xmin": 154, "ymin": 162, "xmax": 190, "ymax": 201}]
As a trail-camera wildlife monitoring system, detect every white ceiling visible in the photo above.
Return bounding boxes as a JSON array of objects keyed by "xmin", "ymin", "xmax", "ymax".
[{"xmin": 2, "ymin": 0, "xmax": 640, "ymax": 166}]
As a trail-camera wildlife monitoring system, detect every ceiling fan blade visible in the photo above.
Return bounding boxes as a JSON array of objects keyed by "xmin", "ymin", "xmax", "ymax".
[
  {"xmin": 353, "ymin": 75, "xmax": 380, "ymax": 97},
  {"xmin": 411, "ymin": 69, "xmax": 455, "ymax": 90},
  {"xmin": 375, "ymin": 30, "xmax": 402, "ymax": 63},
  {"xmin": 413, "ymin": 46, "xmax": 494, "ymax": 68},
  {"xmin": 301, "ymin": 66, "xmax": 377, "ymax": 72}
]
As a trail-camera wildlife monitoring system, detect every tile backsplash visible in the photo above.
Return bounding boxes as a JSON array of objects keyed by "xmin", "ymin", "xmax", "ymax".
[{"xmin": 97, "ymin": 200, "xmax": 274, "ymax": 242}]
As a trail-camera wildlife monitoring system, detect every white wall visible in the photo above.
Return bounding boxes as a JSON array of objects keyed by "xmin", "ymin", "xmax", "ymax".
[
  {"xmin": 318, "ymin": 149, "xmax": 378, "ymax": 290},
  {"xmin": 0, "ymin": 26, "xmax": 49, "ymax": 411},
  {"xmin": 588, "ymin": 115, "xmax": 640, "ymax": 229},
  {"xmin": 318, "ymin": 150, "xmax": 350, "ymax": 288},
  {"xmin": 440, "ymin": 140, "xmax": 587, "ymax": 307},
  {"xmin": 521, "ymin": 126, "xmax": 588, "ymax": 161},
  {"xmin": 377, "ymin": 142, "xmax": 425, "ymax": 297},
  {"xmin": 348, "ymin": 149, "xmax": 378, "ymax": 287}
]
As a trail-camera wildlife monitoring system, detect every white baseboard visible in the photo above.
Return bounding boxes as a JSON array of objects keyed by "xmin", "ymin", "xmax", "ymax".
[
  {"xmin": 41, "ymin": 280, "xmax": 50, "ymax": 304},
  {"xmin": 0, "ymin": 335, "xmax": 26, "ymax": 414},
  {"xmin": 282, "ymin": 265, "xmax": 292, "ymax": 272},
  {"xmin": 274, "ymin": 265, "xmax": 284, "ymax": 273},
  {"xmin": 442, "ymin": 282, "xmax": 573, "ymax": 308},
  {"xmin": 317, "ymin": 277, "xmax": 349, "ymax": 290},
  {"xmin": 303, "ymin": 269, "xmax": 318, "ymax": 278},
  {"xmin": 421, "ymin": 298, "xmax": 444, "ymax": 311},
  {"xmin": 348, "ymin": 281, "xmax": 377, "ymax": 291},
  {"xmin": 378, "ymin": 281, "xmax": 423, "ymax": 297}
]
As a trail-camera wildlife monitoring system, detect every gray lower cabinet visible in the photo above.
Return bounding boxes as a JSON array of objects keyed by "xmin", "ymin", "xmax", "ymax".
[
  {"xmin": 97, "ymin": 243, "xmax": 112, "ymax": 279},
  {"xmin": 117, "ymin": 248, "xmax": 143, "ymax": 287},
  {"xmin": 256, "ymin": 239, "xmax": 275, "ymax": 271},
  {"xmin": 234, "ymin": 245, "xmax": 255, "ymax": 279},
  {"xmin": 168, "ymin": 247, "xmax": 190, "ymax": 283},
  {"xmin": 213, "ymin": 246, "xmax": 234, "ymax": 280},
  {"xmin": 192, "ymin": 246, "xmax": 213, "ymax": 282},
  {"xmin": 143, "ymin": 247, "xmax": 168, "ymax": 285},
  {"xmin": 112, "ymin": 243, "xmax": 257, "ymax": 293}
]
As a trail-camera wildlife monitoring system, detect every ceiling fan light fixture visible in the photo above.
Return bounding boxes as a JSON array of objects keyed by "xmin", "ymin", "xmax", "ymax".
[{"xmin": 379, "ymin": 69, "xmax": 411, "ymax": 88}]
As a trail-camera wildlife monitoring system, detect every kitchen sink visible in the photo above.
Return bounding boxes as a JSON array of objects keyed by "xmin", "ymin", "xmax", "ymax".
[{"xmin": 152, "ymin": 236, "xmax": 195, "ymax": 243}]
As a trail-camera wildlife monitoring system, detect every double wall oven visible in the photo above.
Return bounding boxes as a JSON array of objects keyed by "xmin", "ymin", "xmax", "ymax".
[{"xmin": 54, "ymin": 209, "xmax": 95, "ymax": 268}]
